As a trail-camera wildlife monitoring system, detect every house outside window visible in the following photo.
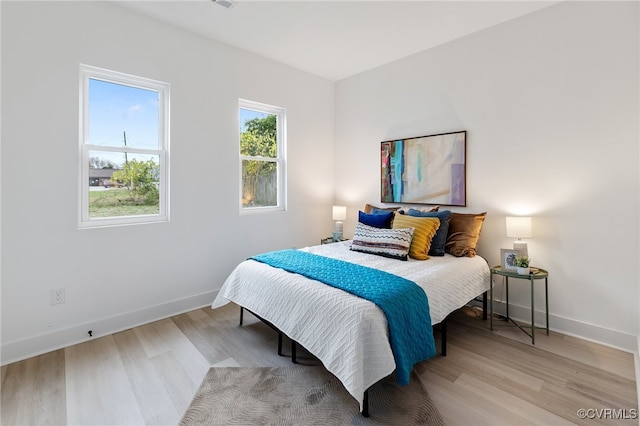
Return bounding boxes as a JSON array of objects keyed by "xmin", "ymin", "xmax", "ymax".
[
  {"xmin": 239, "ymin": 99, "xmax": 286, "ymax": 213},
  {"xmin": 79, "ymin": 64, "xmax": 170, "ymax": 228}
]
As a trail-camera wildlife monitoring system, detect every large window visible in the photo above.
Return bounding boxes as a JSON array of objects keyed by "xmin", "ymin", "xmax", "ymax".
[
  {"xmin": 79, "ymin": 64, "xmax": 169, "ymax": 228},
  {"xmin": 239, "ymin": 99, "xmax": 286, "ymax": 213}
]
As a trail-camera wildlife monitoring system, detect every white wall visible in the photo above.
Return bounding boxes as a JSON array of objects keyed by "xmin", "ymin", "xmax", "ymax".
[
  {"xmin": 1, "ymin": 2, "xmax": 335, "ymax": 364},
  {"xmin": 335, "ymin": 1, "xmax": 639, "ymax": 351}
]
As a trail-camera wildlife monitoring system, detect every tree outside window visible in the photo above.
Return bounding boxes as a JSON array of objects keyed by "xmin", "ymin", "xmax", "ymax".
[{"xmin": 239, "ymin": 100, "xmax": 286, "ymax": 212}]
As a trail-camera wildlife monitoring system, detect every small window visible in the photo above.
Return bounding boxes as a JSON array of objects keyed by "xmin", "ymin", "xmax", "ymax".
[
  {"xmin": 79, "ymin": 65, "xmax": 169, "ymax": 228},
  {"xmin": 239, "ymin": 99, "xmax": 286, "ymax": 213}
]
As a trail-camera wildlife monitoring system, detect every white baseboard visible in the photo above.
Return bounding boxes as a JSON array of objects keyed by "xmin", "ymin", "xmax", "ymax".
[
  {"xmin": 491, "ymin": 300, "xmax": 636, "ymax": 353},
  {"xmin": 1, "ymin": 290, "xmax": 219, "ymax": 366}
]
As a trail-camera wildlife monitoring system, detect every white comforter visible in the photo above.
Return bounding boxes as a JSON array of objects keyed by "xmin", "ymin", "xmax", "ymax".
[{"xmin": 211, "ymin": 241, "xmax": 490, "ymax": 409}]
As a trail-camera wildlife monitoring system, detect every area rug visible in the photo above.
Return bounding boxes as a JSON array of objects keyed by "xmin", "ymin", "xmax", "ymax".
[{"xmin": 179, "ymin": 366, "xmax": 445, "ymax": 425}]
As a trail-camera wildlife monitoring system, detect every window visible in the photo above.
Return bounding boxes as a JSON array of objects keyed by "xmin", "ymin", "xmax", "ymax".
[
  {"xmin": 239, "ymin": 99, "xmax": 286, "ymax": 213},
  {"xmin": 79, "ymin": 64, "xmax": 169, "ymax": 228}
]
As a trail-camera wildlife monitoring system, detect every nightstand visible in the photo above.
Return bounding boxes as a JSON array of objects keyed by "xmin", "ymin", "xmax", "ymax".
[{"xmin": 489, "ymin": 265, "xmax": 549, "ymax": 344}]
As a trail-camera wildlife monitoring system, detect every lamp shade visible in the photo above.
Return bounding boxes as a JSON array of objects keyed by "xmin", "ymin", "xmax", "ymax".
[
  {"xmin": 506, "ymin": 216, "xmax": 532, "ymax": 238},
  {"xmin": 332, "ymin": 206, "xmax": 347, "ymax": 221}
]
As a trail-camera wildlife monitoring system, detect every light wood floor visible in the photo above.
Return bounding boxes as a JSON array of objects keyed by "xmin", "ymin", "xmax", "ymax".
[{"xmin": 1, "ymin": 303, "xmax": 637, "ymax": 425}]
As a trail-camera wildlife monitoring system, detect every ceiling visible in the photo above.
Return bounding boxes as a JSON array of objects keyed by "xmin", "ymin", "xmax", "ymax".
[{"xmin": 117, "ymin": 0, "xmax": 558, "ymax": 81}]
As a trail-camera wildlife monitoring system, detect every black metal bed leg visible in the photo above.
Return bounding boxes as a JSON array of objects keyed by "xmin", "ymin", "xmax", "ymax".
[
  {"xmin": 362, "ymin": 389, "xmax": 369, "ymax": 417},
  {"xmin": 291, "ymin": 339, "xmax": 297, "ymax": 364},
  {"xmin": 482, "ymin": 291, "xmax": 488, "ymax": 320},
  {"xmin": 239, "ymin": 306, "xmax": 244, "ymax": 326},
  {"xmin": 441, "ymin": 319, "xmax": 447, "ymax": 357}
]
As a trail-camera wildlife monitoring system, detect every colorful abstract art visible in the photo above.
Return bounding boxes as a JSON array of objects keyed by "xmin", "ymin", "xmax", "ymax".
[{"xmin": 381, "ymin": 131, "xmax": 466, "ymax": 206}]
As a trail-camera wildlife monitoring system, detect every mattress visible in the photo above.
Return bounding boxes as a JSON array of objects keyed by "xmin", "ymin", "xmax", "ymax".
[{"xmin": 211, "ymin": 241, "xmax": 490, "ymax": 409}]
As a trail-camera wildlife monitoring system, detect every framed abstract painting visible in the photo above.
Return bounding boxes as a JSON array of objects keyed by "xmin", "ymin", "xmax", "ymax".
[{"xmin": 381, "ymin": 130, "xmax": 466, "ymax": 206}]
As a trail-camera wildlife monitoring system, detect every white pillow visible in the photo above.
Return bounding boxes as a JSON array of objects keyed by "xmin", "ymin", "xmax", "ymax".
[{"xmin": 350, "ymin": 222, "xmax": 414, "ymax": 261}]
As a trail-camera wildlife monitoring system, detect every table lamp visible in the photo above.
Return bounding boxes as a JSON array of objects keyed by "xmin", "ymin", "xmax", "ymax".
[
  {"xmin": 332, "ymin": 206, "xmax": 347, "ymax": 241},
  {"xmin": 506, "ymin": 216, "xmax": 532, "ymax": 255}
]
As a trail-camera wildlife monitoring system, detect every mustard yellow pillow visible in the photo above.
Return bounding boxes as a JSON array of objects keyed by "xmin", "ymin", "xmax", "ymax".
[{"xmin": 392, "ymin": 213, "xmax": 440, "ymax": 260}]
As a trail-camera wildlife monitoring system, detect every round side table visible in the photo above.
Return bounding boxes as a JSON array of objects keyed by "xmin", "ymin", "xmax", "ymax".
[{"xmin": 489, "ymin": 265, "xmax": 549, "ymax": 344}]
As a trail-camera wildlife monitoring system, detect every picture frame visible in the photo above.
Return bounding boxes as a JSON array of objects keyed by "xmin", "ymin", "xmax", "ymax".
[
  {"xmin": 500, "ymin": 248, "xmax": 522, "ymax": 272},
  {"xmin": 381, "ymin": 130, "xmax": 466, "ymax": 206}
]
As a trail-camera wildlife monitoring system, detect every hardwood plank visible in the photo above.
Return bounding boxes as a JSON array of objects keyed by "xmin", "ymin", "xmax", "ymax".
[
  {"xmin": 0, "ymin": 351, "xmax": 66, "ymax": 425},
  {"xmin": 454, "ymin": 373, "xmax": 576, "ymax": 425},
  {"xmin": 112, "ymin": 329, "xmax": 179, "ymax": 425},
  {"xmin": 133, "ymin": 318, "xmax": 209, "ymax": 388},
  {"xmin": 65, "ymin": 335, "xmax": 145, "ymax": 425}
]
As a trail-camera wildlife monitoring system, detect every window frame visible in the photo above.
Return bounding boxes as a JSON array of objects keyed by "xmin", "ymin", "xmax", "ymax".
[
  {"xmin": 78, "ymin": 64, "xmax": 170, "ymax": 228},
  {"xmin": 239, "ymin": 99, "xmax": 287, "ymax": 214}
]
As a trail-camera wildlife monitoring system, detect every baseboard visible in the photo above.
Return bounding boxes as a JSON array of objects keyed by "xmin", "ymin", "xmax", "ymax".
[
  {"xmin": 1, "ymin": 290, "xmax": 219, "ymax": 366},
  {"xmin": 491, "ymin": 300, "xmax": 636, "ymax": 353}
]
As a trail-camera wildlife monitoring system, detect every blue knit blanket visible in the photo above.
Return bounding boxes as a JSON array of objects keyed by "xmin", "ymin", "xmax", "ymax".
[{"xmin": 250, "ymin": 249, "xmax": 436, "ymax": 385}]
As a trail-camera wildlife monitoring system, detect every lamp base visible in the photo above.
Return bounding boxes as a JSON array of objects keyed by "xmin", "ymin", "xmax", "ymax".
[
  {"xmin": 513, "ymin": 240, "xmax": 528, "ymax": 256},
  {"xmin": 333, "ymin": 221, "xmax": 343, "ymax": 242}
]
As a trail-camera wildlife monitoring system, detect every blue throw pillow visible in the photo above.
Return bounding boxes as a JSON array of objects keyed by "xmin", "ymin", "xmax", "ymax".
[
  {"xmin": 358, "ymin": 210, "xmax": 394, "ymax": 228},
  {"xmin": 407, "ymin": 209, "xmax": 452, "ymax": 256}
]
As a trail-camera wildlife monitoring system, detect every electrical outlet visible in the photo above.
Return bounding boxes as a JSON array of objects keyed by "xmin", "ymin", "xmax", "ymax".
[{"xmin": 51, "ymin": 288, "xmax": 65, "ymax": 305}]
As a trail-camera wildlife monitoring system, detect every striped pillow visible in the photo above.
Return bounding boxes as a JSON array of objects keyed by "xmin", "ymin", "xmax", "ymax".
[
  {"xmin": 350, "ymin": 222, "xmax": 414, "ymax": 261},
  {"xmin": 392, "ymin": 213, "xmax": 440, "ymax": 260}
]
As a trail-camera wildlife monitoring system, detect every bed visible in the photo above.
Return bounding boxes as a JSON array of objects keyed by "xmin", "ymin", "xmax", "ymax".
[{"xmin": 211, "ymin": 239, "xmax": 490, "ymax": 412}]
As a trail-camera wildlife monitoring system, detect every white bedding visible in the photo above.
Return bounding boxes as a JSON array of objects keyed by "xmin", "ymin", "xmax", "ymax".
[{"xmin": 211, "ymin": 241, "xmax": 490, "ymax": 409}]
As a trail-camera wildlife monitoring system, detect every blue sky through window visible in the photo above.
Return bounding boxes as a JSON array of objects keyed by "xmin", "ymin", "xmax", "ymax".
[
  {"xmin": 88, "ymin": 79, "xmax": 159, "ymax": 168},
  {"xmin": 240, "ymin": 108, "xmax": 269, "ymax": 132}
]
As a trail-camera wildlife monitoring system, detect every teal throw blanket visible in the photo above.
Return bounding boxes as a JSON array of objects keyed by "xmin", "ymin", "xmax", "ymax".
[{"xmin": 250, "ymin": 249, "xmax": 436, "ymax": 385}]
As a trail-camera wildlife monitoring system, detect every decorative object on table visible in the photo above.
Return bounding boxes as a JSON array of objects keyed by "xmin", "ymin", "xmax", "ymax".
[
  {"xmin": 505, "ymin": 216, "xmax": 532, "ymax": 256},
  {"xmin": 381, "ymin": 131, "xmax": 466, "ymax": 206},
  {"xmin": 500, "ymin": 248, "xmax": 521, "ymax": 272},
  {"xmin": 332, "ymin": 205, "xmax": 347, "ymax": 241},
  {"xmin": 515, "ymin": 254, "xmax": 531, "ymax": 275}
]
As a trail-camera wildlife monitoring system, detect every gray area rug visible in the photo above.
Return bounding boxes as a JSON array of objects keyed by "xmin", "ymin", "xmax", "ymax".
[{"xmin": 180, "ymin": 366, "xmax": 445, "ymax": 425}]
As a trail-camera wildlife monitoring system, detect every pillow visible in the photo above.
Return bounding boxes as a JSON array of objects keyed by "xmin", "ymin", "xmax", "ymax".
[
  {"xmin": 407, "ymin": 209, "xmax": 452, "ymax": 256},
  {"xmin": 358, "ymin": 210, "xmax": 394, "ymax": 228},
  {"xmin": 445, "ymin": 212, "xmax": 487, "ymax": 257},
  {"xmin": 397, "ymin": 205, "xmax": 440, "ymax": 214},
  {"xmin": 370, "ymin": 207, "xmax": 396, "ymax": 215},
  {"xmin": 363, "ymin": 203, "xmax": 400, "ymax": 214},
  {"xmin": 350, "ymin": 222, "xmax": 414, "ymax": 261},
  {"xmin": 391, "ymin": 213, "xmax": 440, "ymax": 260}
]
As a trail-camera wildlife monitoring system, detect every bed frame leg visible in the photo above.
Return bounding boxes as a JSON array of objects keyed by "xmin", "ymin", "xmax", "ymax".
[
  {"xmin": 362, "ymin": 389, "xmax": 369, "ymax": 417},
  {"xmin": 482, "ymin": 291, "xmax": 488, "ymax": 320},
  {"xmin": 440, "ymin": 319, "xmax": 447, "ymax": 356},
  {"xmin": 291, "ymin": 339, "xmax": 297, "ymax": 363},
  {"xmin": 239, "ymin": 306, "xmax": 244, "ymax": 326}
]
